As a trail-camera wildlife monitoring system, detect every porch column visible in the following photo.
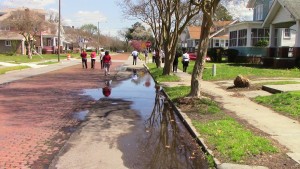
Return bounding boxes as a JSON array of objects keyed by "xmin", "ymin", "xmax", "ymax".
[
  {"xmin": 293, "ymin": 20, "xmax": 300, "ymax": 58},
  {"xmin": 246, "ymin": 28, "xmax": 252, "ymax": 47},
  {"xmin": 21, "ymin": 40, "xmax": 25, "ymax": 55},
  {"xmin": 269, "ymin": 24, "xmax": 275, "ymax": 47},
  {"xmin": 295, "ymin": 20, "xmax": 300, "ymax": 47},
  {"xmin": 40, "ymin": 33, "xmax": 43, "ymax": 48},
  {"xmin": 236, "ymin": 30, "xmax": 239, "ymax": 46},
  {"xmin": 53, "ymin": 37, "xmax": 56, "ymax": 46}
]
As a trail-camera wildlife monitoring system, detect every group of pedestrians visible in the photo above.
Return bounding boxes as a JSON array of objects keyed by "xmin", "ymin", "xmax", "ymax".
[{"xmin": 80, "ymin": 49, "xmax": 112, "ymax": 76}]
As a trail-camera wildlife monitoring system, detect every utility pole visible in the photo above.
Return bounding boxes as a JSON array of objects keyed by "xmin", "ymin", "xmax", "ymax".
[
  {"xmin": 97, "ymin": 21, "xmax": 100, "ymax": 54},
  {"xmin": 57, "ymin": 0, "xmax": 61, "ymax": 62}
]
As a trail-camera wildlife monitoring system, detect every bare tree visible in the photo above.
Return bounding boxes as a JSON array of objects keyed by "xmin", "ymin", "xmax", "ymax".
[
  {"xmin": 189, "ymin": 0, "xmax": 220, "ymax": 98},
  {"xmin": 119, "ymin": 0, "xmax": 201, "ymax": 75},
  {"xmin": 1, "ymin": 8, "xmax": 51, "ymax": 58}
]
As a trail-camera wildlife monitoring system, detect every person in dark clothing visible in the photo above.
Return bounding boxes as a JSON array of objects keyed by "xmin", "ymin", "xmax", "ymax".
[
  {"xmin": 80, "ymin": 50, "xmax": 88, "ymax": 69},
  {"xmin": 173, "ymin": 51, "xmax": 180, "ymax": 72}
]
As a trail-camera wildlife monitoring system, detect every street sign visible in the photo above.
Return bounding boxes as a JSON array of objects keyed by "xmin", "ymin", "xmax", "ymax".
[{"xmin": 146, "ymin": 41, "xmax": 151, "ymax": 47}]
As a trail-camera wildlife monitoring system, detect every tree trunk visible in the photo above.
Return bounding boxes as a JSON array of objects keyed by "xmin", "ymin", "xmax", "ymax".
[
  {"xmin": 189, "ymin": 12, "xmax": 213, "ymax": 98},
  {"xmin": 162, "ymin": 38, "xmax": 177, "ymax": 75}
]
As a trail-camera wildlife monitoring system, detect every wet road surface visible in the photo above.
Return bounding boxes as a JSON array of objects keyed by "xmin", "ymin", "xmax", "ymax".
[
  {"xmin": 51, "ymin": 68, "xmax": 208, "ymax": 169},
  {"xmin": 0, "ymin": 54, "xmax": 208, "ymax": 169}
]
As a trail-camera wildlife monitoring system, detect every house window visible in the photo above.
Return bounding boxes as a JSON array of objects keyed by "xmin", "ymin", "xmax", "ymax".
[
  {"xmin": 0, "ymin": 26, "xmax": 10, "ymax": 31},
  {"xmin": 225, "ymin": 40, "xmax": 229, "ymax": 47},
  {"xmin": 284, "ymin": 29, "xmax": 291, "ymax": 38},
  {"xmin": 5, "ymin": 40, "xmax": 11, "ymax": 46},
  {"xmin": 214, "ymin": 39, "xmax": 220, "ymax": 47},
  {"xmin": 251, "ymin": 28, "xmax": 269, "ymax": 46},
  {"xmin": 238, "ymin": 29, "xmax": 247, "ymax": 46},
  {"xmin": 255, "ymin": 4, "xmax": 264, "ymax": 20},
  {"xmin": 195, "ymin": 40, "xmax": 199, "ymax": 46},
  {"xmin": 229, "ymin": 31, "xmax": 237, "ymax": 47},
  {"xmin": 47, "ymin": 38, "xmax": 52, "ymax": 46}
]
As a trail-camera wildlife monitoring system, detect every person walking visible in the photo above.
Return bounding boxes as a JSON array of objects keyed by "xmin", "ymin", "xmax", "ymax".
[
  {"xmin": 99, "ymin": 49, "xmax": 105, "ymax": 69},
  {"xmin": 182, "ymin": 49, "xmax": 190, "ymax": 72},
  {"xmin": 80, "ymin": 50, "xmax": 88, "ymax": 69},
  {"xmin": 132, "ymin": 50, "xmax": 138, "ymax": 65},
  {"xmin": 144, "ymin": 50, "xmax": 148, "ymax": 63},
  {"xmin": 154, "ymin": 49, "xmax": 161, "ymax": 68},
  {"xmin": 152, "ymin": 50, "xmax": 156, "ymax": 63},
  {"xmin": 103, "ymin": 51, "xmax": 112, "ymax": 76},
  {"xmin": 90, "ymin": 50, "xmax": 96, "ymax": 69},
  {"xmin": 173, "ymin": 50, "xmax": 181, "ymax": 73},
  {"xmin": 160, "ymin": 50, "xmax": 165, "ymax": 63}
]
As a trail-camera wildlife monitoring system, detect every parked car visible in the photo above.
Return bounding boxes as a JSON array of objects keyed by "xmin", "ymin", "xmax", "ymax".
[
  {"xmin": 116, "ymin": 50, "xmax": 124, "ymax": 53},
  {"xmin": 188, "ymin": 52, "xmax": 211, "ymax": 61}
]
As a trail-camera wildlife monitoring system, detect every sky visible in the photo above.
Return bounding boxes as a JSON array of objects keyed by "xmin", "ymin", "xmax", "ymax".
[
  {"xmin": 0, "ymin": 0, "xmax": 137, "ymax": 36},
  {"xmin": 0, "ymin": 0, "xmax": 253, "ymax": 36}
]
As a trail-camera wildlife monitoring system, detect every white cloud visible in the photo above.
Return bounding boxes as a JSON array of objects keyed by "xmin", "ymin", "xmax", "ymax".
[
  {"xmin": 0, "ymin": 0, "xmax": 55, "ymax": 9},
  {"xmin": 67, "ymin": 10, "xmax": 107, "ymax": 27},
  {"xmin": 226, "ymin": 1, "xmax": 253, "ymax": 21}
]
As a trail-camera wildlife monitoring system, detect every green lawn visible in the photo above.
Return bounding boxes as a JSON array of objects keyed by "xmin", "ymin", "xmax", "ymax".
[
  {"xmin": 179, "ymin": 61, "xmax": 300, "ymax": 80},
  {"xmin": 255, "ymin": 91, "xmax": 300, "ymax": 118},
  {"xmin": 0, "ymin": 65, "xmax": 30, "ymax": 74},
  {"xmin": 0, "ymin": 53, "xmax": 81, "ymax": 63},
  {"xmin": 147, "ymin": 63, "xmax": 180, "ymax": 82},
  {"xmin": 164, "ymin": 86, "xmax": 278, "ymax": 162}
]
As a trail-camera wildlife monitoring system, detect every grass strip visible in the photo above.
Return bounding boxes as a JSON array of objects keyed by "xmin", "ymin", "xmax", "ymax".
[
  {"xmin": 164, "ymin": 86, "xmax": 278, "ymax": 162},
  {"xmin": 0, "ymin": 65, "xmax": 30, "ymax": 74},
  {"xmin": 255, "ymin": 91, "xmax": 300, "ymax": 118},
  {"xmin": 147, "ymin": 63, "xmax": 180, "ymax": 82},
  {"xmin": 193, "ymin": 118, "xmax": 277, "ymax": 162},
  {"xmin": 179, "ymin": 61, "xmax": 300, "ymax": 80}
]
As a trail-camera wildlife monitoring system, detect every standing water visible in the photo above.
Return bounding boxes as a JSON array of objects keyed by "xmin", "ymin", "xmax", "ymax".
[{"xmin": 82, "ymin": 69, "xmax": 209, "ymax": 169}]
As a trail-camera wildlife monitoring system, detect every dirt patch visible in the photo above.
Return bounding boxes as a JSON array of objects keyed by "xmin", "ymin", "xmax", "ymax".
[{"xmin": 176, "ymin": 97, "xmax": 300, "ymax": 169}]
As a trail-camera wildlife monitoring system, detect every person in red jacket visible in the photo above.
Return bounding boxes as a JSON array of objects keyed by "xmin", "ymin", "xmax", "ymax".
[
  {"xmin": 102, "ymin": 80, "xmax": 111, "ymax": 97},
  {"xmin": 90, "ymin": 50, "xmax": 96, "ymax": 69},
  {"xmin": 80, "ymin": 50, "xmax": 88, "ymax": 69},
  {"xmin": 102, "ymin": 51, "xmax": 112, "ymax": 76}
]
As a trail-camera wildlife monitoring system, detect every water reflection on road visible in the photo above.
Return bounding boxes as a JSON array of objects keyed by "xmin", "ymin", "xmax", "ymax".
[{"xmin": 82, "ymin": 70, "xmax": 208, "ymax": 169}]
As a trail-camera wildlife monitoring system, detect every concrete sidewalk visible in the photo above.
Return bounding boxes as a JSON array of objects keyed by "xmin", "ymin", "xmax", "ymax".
[
  {"xmin": 161, "ymin": 70, "xmax": 300, "ymax": 168},
  {"xmin": 0, "ymin": 59, "xmax": 80, "ymax": 85}
]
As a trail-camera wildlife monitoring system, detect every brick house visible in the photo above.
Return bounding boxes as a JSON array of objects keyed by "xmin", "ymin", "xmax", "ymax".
[{"xmin": 0, "ymin": 8, "xmax": 69, "ymax": 55}]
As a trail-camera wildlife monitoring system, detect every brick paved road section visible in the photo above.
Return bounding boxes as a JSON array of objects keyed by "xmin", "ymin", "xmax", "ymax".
[{"xmin": 0, "ymin": 53, "xmax": 129, "ymax": 168}]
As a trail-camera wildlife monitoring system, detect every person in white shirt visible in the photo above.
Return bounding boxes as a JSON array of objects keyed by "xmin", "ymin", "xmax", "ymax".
[
  {"xmin": 182, "ymin": 49, "xmax": 190, "ymax": 72},
  {"xmin": 99, "ymin": 49, "xmax": 105, "ymax": 69},
  {"xmin": 132, "ymin": 50, "xmax": 139, "ymax": 65}
]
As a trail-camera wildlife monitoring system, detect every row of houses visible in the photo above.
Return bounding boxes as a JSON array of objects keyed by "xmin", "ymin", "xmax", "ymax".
[
  {"xmin": 0, "ymin": 8, "xmax": 89, "ymax": 55},
  {"xmin": 181, "ymin": 0, "xmax": 300, "ymax": 67}
]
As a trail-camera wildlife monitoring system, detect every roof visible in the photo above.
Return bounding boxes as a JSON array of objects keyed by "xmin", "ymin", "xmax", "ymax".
[
  {"xmin": 262, "ymin": 0, "xmax": 300, "ymax": 27},
  {"xmin": 0, "ymin": 31, "xmax": 24, "ymax": 40},
  {"xmin": 247, "ymin": 0, "xmax": 256, "ymax": 8},
  {"xmin": 0, "ymin": 8, "xmax": 46, "ymax": 22},
  {"xmin": 278, "ymin": 0, "xmax": 300, "ymax": 20},
  {"xmin": 187, "ymin": 26, "xmax": 201, "ymax": 39},
  {"xmin": 187, "ymin": 20, "xmax": 237, "ymax": 40}
]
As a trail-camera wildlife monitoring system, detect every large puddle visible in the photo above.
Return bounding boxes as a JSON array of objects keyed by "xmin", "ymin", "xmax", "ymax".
[{"xmin": 81, "ymin": 69, "xmax": 209, "ymax": 169}]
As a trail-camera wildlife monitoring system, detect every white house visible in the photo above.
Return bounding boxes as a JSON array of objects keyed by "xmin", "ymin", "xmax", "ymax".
[
  {"xmin": 227, "ymin": 0, "xmax": 297, "ymax": 63},
  {"xmin": 181, "ymin": 21, "xmax": 236, "ymax": 53},
  {"xmin": 262, "ymin": 0, "xmax": 300, "ymax": 56}
]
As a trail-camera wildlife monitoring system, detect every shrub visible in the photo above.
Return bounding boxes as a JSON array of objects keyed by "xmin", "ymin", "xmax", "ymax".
[
  {"xmin": 207, "ymin": 47, "xmax": 224, "ymax": 62},
  {"xmin": 254, "ymin": 40, "xmax": 269, "ymax": 47},
  {"xmin": 225, "ymin": 49, "xmax": 239, "ymax": 62}
]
